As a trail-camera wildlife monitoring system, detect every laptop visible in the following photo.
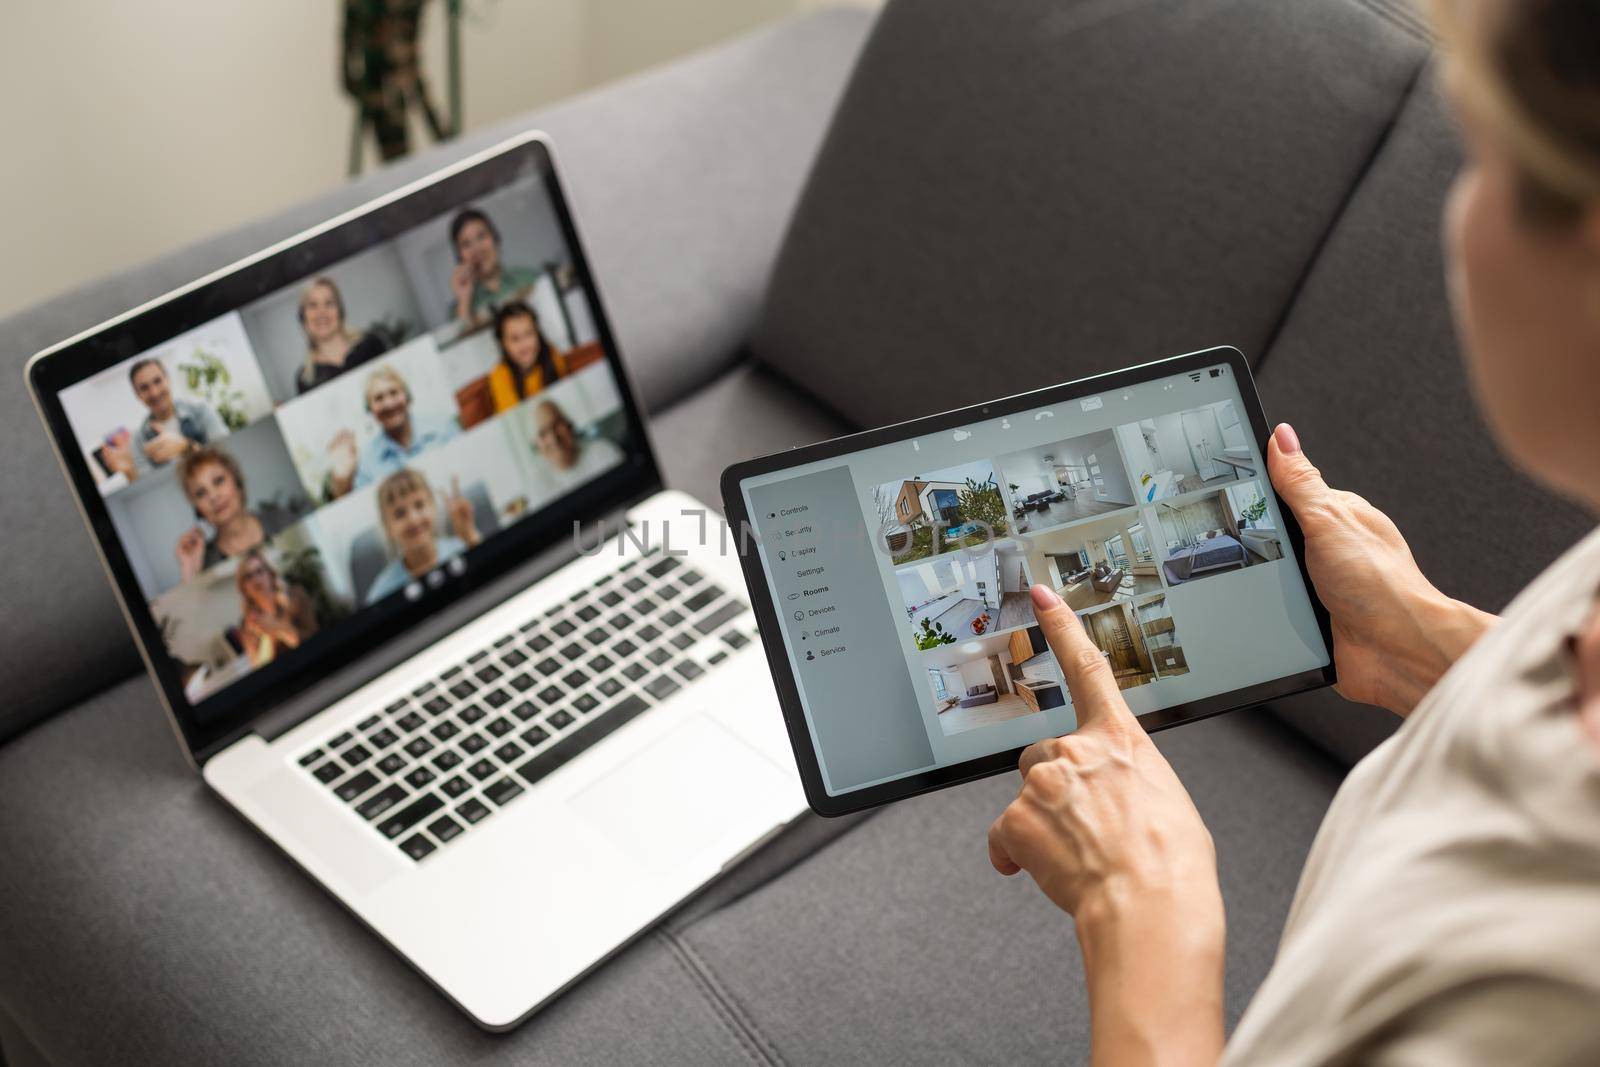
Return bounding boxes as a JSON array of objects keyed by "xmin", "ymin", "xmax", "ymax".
[{"xmin": 25, "ymin": 131, "xmax": 806, "ymax": 1030}]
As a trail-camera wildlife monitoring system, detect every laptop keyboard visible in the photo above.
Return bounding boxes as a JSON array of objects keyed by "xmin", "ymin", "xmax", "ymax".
[{"xmin": 294, "ymin": 548, "xmax": 757, "ymax": 862}]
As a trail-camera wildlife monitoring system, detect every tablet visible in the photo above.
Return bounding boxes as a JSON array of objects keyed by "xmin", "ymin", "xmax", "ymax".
[{"xmin": 721, "ymin": 346, "xmax": 1334, "ymax": 815}]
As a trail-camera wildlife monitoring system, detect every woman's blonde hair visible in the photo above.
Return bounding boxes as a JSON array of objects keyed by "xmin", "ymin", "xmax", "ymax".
[
  {"xmin": 234, "ymin": 548, "xmax": 279, "ymax": 602},
  {"xmin": 1428, "ymin": 0, "xmax": 1600, "ymax": 223},
  {"xmin": 364, "ymin": 364, "xmax": 410, "ymax": 411},
  {"xmin": 298, "ymin": 276, "xmax": 359, "ymax": 386},
  {"xmin": 375, "ymin": 468, "xmax": 435, "ymax": 548}
]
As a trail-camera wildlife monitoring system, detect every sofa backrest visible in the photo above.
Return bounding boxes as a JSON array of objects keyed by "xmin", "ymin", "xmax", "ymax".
[{"xmin": 753, "ymin": 0, "xmax": 1595, "ymax": 765}]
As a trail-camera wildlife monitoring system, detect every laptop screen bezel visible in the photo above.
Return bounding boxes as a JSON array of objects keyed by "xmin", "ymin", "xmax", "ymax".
[{"xmin": 26, "ymin": 133, "xmax": 664, "ymax": 762}]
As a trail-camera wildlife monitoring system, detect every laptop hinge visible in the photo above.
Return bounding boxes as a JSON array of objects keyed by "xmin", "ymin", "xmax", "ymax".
[{"xmin": 249, "ymin": 498, "xmax": 645, "ymax": 745}]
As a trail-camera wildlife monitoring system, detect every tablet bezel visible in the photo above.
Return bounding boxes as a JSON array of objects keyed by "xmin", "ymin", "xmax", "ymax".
[{"xmin": 720, "ymin": 345, "xmax": 1335, "ymax": 816}]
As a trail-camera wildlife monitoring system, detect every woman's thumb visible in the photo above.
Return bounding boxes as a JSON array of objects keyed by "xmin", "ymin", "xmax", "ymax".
[{"xmin": 1267, "ymin": 423, "xmax": 1329, "ymax": 518}]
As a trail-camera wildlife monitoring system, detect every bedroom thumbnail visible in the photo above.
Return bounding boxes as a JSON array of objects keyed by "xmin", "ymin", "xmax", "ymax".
[{"xmin": 1150, "ymin": 480, "xmax": 1283, "ymax": 585}]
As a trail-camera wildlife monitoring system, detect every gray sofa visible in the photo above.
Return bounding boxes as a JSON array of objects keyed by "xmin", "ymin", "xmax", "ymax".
[{"xmin": 2, "ymin": 2, "xmax": 1594, "ymax": 1063}]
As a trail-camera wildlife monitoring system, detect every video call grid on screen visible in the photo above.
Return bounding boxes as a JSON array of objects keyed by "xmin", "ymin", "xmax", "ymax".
[
  {"xmin": 740, "ymin": 363, "xmax": 1330, "ymax": 798},
  {"xmin": 56, "ymin": 172, "xmax": 630, "ymax": 711}
]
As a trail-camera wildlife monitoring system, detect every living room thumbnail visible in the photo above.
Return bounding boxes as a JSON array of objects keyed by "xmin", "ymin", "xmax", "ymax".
[
  {"xmin": 920, "ymin": 625, "xmax": 1066, "ymax": 737},
  {"xmin": 1021, "ymin": 511, "xmax": 1163, "ymax": 611},
  {"xmin": 995, "ymin": 429, "xmax": 1136, "ymax": 535}
]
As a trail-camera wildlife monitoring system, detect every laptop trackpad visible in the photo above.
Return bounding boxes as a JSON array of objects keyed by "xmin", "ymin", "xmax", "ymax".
[{"xmin": 569, "ymin": 714, "xmax": 787, "ymax": 873}]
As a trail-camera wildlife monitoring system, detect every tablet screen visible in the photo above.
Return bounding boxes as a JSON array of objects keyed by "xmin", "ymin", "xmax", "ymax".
[{"xmin": 736, "ymin": 359, "xmax": 1330, "ymax": 799}]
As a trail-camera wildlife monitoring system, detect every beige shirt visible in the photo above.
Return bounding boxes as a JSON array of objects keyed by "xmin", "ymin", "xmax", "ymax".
[{"xmin": 1223, "ymin": 526, "xmax": 1600, "ymax": 1066}]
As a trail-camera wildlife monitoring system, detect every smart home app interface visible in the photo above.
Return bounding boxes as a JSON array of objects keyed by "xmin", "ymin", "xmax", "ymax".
[
  {"xmin": 57, "ymin": 171, "xmax": 632, "ymax": 714},
  {"xmin": 740, "ymin": 364, "xmax": 1329, "ymax": 797}
]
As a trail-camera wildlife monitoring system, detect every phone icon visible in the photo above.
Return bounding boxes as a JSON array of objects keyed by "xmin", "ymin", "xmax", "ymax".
[{"xmin": 1034, "ymin": 410, "xmax": 1054, "ymax": 421}]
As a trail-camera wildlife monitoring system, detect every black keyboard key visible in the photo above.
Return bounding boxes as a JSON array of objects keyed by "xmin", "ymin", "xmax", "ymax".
[
  {"xmin": 342, "ymin": 744, "xmax": 372, "ymax": 767},
  {"xmin": 621, "ymin": 662, "xmax": 649, "ymax": 681},
  {"xmin": 635, "ymin": 598, "xmax": 658, "ymax": 616},
  {"xmin": 449, "ymin": 681, "xmax": 476, "ymax": 701},
  {"xmin": 396, "ymin": 711, "xmax": 426, "ymax": 733},
  {"xmin": 509, "ymin": 672, "xmax": 535, "ymax": 692},
  {"xmin": 335, "ymin": 770, "xmax": 380, "ymax": 802},
  {"xmin": 512, "ymin": 701, "xmax": 538, "ymax": 721},
  {"xmin": 431, "ymin": 721, "xmax": 460, "ymax": 741},
  {"xmin": 708, "ymin": 650, "xmax": 728, "ymax": 665},
  {"xmin": 475, "ymin": 664, "xmax": 503, "ymax": 684},
  {"xmin": 485, "ymin": 717, "xmax": 514, "ymax": 738},
  {"xmin": 645, "ymin": 646, "xmax": 672, "ymax": 666},
  {"xmin": 723, "ymin": 630, "xmax": 750, "ymax": 649},
  {"xmin": 636, "ymin": 623, "xmax": 661, "ymax": 643},
  {"xmin": 485, "ymin": 778, "xmax": 525, "ymax": 807},
  {"xmin": 376, "ymin": 794, "xmax": 444, "ymax": 839},
  {"xmin": 387, "ymin": 697, "xmax": 411, "ymax": 713},
  {"xmin": 646, "ymin": 675, "xmax": 682, "ymax": 700},
  {"xmin": 560, "ymin": 641, "xmax": 586, "ymax": 661},
  {"xmin": 680, "ymin": 569, "xmax": 705, "ymax": 587},
  {"xmin": 468, "ymin": 758, "xmax": 498, "ymax": 781},
  {"xmin": 493, "ymin": 633, "xmax": 515, "ymax": 649},
  {"xmin": 657, "ymin": 583, "xmax": 681, "ymax": 602},
  {"xmin": 608, "ymin": 611, "xmax": 635, "ymax": 631},
  {"xmin": 575, "ymin": 604, "xmax": 600, "ymax": 623},
  {"xmin": 357, "ymin": 783, "xmax": 409, "ymax": 820},
  {"xmin": 298, "ymin": 748, "xmax": 324, "ymax": 767},
  {"xmin": 468, "ymin": 650, "xmax": 490, "ymax": 665},
  {"xmin": 459, "ymin": 704, "xmax": 487, "ymax": 725},
  {"xmin": 328, "ymin": 731, "xmax": 353, "ymax": 748},
  {"xmin": 502, "ymin": 649, "xmax": 528, "ymax": 668},
  {"xmin": 583, "ymin": 626, "xmax": 610, "ymax": 646},
  {"xmin": 442, "ymin": 665, "xmax": 464, "ymax": 680},
  {"xmin": 461, "ymin": 734, "xmax": 488, "ymax": 755},
  {"xmin": 369, "ymin": 728, "xmax": 399, "ymax": 750},
  {"xmin": 683, "ymin": 586, "xmax": 721, "ymax": 613},
  {"xmin": 548, "ymin": 710, "xmax": 575, "ymax": 730},
  {"xmin": 572, "ymin": 693, "xmax": 600, "ymax": 714},
  {"xmin": 521, "ymin": 725, "xmax": 550, "ymax": 746},
  {"xmin": 482, "ymin": 688, "xmax": 511, "ymax": 709},
  {"xmin": 313, "ymin": 761, "xmax": 344, "ymax": 784},
  {"xmin": 399, "ymin": 834, "xmax": 436, "ymax": 861},
  {"xmin": 537, "ymin": 685, "xmax": 564, "ymax": 704},
  {"xmin": 433, "ymin": 749, "xmax": 463, "ymax": 771},
  {"xmin": 612, "ymin": 638, "xmax": 638, "ymax": 657},
  {"xmin": 598, "ymin": 589, "xmax": 623, "ymax": 607},
  {"xmin": 597, "ymin": 677, "xmax": 624, "ymax": 697},
  {"xmin": 494, "ymin": 741, "xmax": 524, "ymax": 764},
  {"xmin": 405, "ymin": 767, "xmax": 436, "ymax": 789},
  {"xmin": 411, "ymin": 682, "xmax": 436, "ymax": 699},
  {"xmin": 458, "ymin": 798, "xmax": 491, "ymax": 824},
  {"xmin": 517, "ymin": 695, "xmax": 651, "ymax": 788},
  {"xmin": 623, "ymin": 576, "xmax": 647, "ymax": 593},
  {"xmin": 429, "ymin": 815, "xmax": 464, "ymax": 843},
  {"xmin": 526, "ymin": 633, "xmax": 553, "ymax": 652},
  {"xmin": 660, "ymin": 609, "xmax": 685, "ymax": 628},
  {"xmin": 535, "ymin": 657, "xmax": 562, "ymax": 677},
  {"xmin": 676, "ymin": 660, "xmax": 705, "ymax": 681},
  {"xmin": 423, "ymin": 696, "xmax": 452, "ymax": 716},
  {"xmin": 587, "ymin": 653, "xmax": 614, "ymax": 673},
  {"xmin": 695, "ymin": 599, "xmax": 747, "ymax": 636},
  {"xmin": 377, "ymin": 753, "xmax": 407, "ymax": 775},
  {"xmin": 357, "ymin": 714, "xmax": 382, "ymax": 731},
  {"xmin": 669, "ymin": 632, "xmax": 696, "ymax": 651},
  {"xmin": 561, "ymin": 669, "xmax": 590, "ymax": 689},
  {"xmin": 551, "ymin": 619, "xmax": 577, "ymax": 637},
  {"xmin": 403, "ymin": 737, "xmax": 433, "ymax": 758},
  {"xmin": 440, "ymin": 775, "xmax": 470, "ymax": 798},
  {"xmin": 568, "ymin": 588, "xmax": 589, "ymax": 604},
  {"xmin": 646, "ymin": 556, "xmax": 680, "ymax": 578}
]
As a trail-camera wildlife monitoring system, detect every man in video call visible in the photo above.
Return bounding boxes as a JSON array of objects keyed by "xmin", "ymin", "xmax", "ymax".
[
  {"xmin": 531, "ymin": 399, "xmax": 623, "ymax": 492},
  {"xmin": 102, "ymin": 358, "xmax": 228, "ymax": 482},
  {"xmin": 325, "ymin": 364, "xmax": 457, "ymax": 499}
]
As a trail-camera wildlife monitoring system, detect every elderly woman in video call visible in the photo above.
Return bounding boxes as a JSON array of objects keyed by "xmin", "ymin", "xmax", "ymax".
[
  {"xmin": 227, "ymin": 549, "xmax": 318, "ymax": 667},
  {"xmin": 986, "ymin": 3, "xmax": 1600, "ymax": 1064},
  {"xmin": 294, "ymin": 276, "xmax": 390, "ymax": 395},
  {"xmin": 101, "ymin": 357, "xmax": 228, "ymax": 483},
  {"xmin": 175, "ymin": 446, "xmax": 297, "ymax": 583},
  {"xmin": 365, "ymin": 468, "xmax": 481, "ymax": 604},
  {"xmin": 325, "ymin": 364, "xmax": 458, "ymax": 500},
  {"xmin": 488, "ymin": 301, "xmax": 567, "ymax": 413},
  {"xmin": 530, "ymin": 399, "xmax": 623, "ymax": 492},
  {"xmin": 448, "ymin": 207, "xmax": 544, "ymax": 331}
]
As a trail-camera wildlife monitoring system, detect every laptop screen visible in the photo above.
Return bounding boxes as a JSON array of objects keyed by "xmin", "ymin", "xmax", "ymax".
[{"xmin": 39, "ymin": 138, "xmax": 654, "ymax": 746}]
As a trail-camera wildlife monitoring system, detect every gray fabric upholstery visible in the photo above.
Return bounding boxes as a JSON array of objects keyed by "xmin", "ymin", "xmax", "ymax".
[
  {"xmin": 753, "ymin": 0, "xmax": 1427, "ymax": 429},
  {"xmin": 0, "ymin": 7, "xmax": 873, "ymax": 745},
  {"xmin": 673, "ymin": 709, "xmax": 1343, "ymax": 1062},
  {"xmin": 1255, "ymin": 70, "xmax": 1596, "ymax": 766}
]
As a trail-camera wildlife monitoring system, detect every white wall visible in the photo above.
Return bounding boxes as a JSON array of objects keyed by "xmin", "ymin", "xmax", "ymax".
[{"xmin": 0, "ymin": 0, "xmax": 878, "ymax": 322}]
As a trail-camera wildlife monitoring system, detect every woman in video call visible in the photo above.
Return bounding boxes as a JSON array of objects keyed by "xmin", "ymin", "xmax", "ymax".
[
  {"xmin": 226, "ymin": 550, "xmax": 318, "ymax": 667},
  {"xmin": 294, "ymin": 276, "xmax": 390, "ymax": 394},
  {"xmin": 488, "ymin": 301, "xmax": 567, "ymax": 413},
  {"xmin": 530, "ymin": 399, "xmax": 623, "ymax": 492},
  {"xmin": 986, "ymin": 3, "xmax": 1600, "ymax": 1064},
  {"xmin": 365, "ymin": 469, "xmax": 482, "ymax": 604},
  {"xmin": 448, "ymin": 207, "xmax": 544, "ymax": 331},
  {"xmin": 175, "ymin": 446, "xmax": 297, "ymax": 582},
  {"xmin": 325, "ymin": 364, "xmax": 458, "ymax": 499}
]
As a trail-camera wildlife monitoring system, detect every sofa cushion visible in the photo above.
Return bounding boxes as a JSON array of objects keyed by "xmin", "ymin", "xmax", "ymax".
[
  {"xmin": 754, "ymin": 0, "xmax": 1428, "ymax": 429},
  {"xmin": 0, "ymin": 360, "xmax": 862, "ymax": 1063},
  {"xmin": 0, "ymin": 7, "xmax": 874, "ymax": 745},
  {"xmin": 1255, "ymin": 69, "xmax": 1597, "ymax": 766},
  {"xmin": 671, "ymin": 708, "xmax": 1344, "ymax": 1061}
]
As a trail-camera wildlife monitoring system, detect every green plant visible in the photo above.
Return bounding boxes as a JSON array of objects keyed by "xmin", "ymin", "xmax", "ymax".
[
  {"xmin": 914, "ymin": 617, "xmax": 956, "ymax": 650},
  {"xmin": 178, "ymin": 347, "xmax": 249, "ymax": 430},
  {"xmin": 1239, "ymin": 492, "xmax": 1268, "ymax": 528},
  {"xmin": 278, "ymin": 544, "xmax": 352, "ymax": 627},
  {"xmin": 368, "ymin": 314, "xmax": 417, "ymax": 349},
  {"xmin": 954, "ymin": 476, "xmax": 1007, "ymax": 538}
]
